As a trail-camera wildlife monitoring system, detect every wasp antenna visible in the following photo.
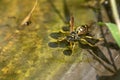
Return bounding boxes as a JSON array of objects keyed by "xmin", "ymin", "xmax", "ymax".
[{"xmin": 69, "ymin": 16, "xmax": 74, "ymax": 33}]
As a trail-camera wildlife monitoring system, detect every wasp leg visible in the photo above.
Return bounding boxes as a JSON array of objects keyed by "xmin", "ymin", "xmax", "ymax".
[
  {"xmin": 85, "ymin": 36, "xmax": 93, "ymax": 39},
  {"xmin": 57, "ymin": 36, "xmax": 72, "ymax": 48},
  {"xmin": 85, "ymin": 36, "xmax": 104, "ymax": 41},
  {"xmin": 80, "ymin": 38, "xmax": 95, "ymax": 47},
  {"xmin": 64, "ymin": 42, "xmax": 75, "ymax": 55},
  {"xmin": 69, "ymin": 42, "xmax": 76, "ymax": 50},
  {"xmin": 97, "ymin": 38, "xmax": 104, "ymax": 41},
  {"xmin": 57, "ymin": 37, "xmax": 66, "ymax": 42}
]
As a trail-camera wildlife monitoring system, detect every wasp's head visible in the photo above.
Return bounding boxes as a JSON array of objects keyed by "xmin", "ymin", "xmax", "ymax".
[{"xmin": 76, "ymin": 25, "xmax": 88, "ymax": 35}]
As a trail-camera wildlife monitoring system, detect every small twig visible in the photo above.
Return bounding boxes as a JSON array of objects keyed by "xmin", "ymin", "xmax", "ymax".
[
  {"xmin": 20, "ymin": 0, "xmax": 38, "ymax": 26},
  {"xmin": 110, "ymin": 0, "xmax": 120, "ymax": 32}
]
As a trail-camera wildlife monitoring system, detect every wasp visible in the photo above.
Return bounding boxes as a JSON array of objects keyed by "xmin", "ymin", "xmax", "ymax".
[
  {"xmin": 57, "ymin": 16, "xmax": 103, "ymax": 54},
  {"xmin": 66, "ymin": 16, "xmax": 89, "ymax": 42},
  {"xmin": 49, "ymin": 16, "xmax": 102, "ymax": 55}
]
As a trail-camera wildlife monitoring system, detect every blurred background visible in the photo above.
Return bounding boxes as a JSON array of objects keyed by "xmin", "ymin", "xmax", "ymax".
[{"xmin": 0, "ymin": 0, "xmax": 120, "ymax": 80}]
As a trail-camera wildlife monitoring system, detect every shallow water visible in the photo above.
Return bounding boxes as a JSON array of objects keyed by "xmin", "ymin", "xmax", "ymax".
[{"xmin": 0, "ymin": 0, "xmax": 120, "ymax": 80}]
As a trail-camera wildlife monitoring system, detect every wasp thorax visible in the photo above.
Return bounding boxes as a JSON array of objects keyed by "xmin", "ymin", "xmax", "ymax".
[
  {"xmin": 66, "ymin": 32, "xmax": 79, "ymax": 42},
  {"xmin": 76, "ymin": 25, "xmax": 88, "ymax": 35}
]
